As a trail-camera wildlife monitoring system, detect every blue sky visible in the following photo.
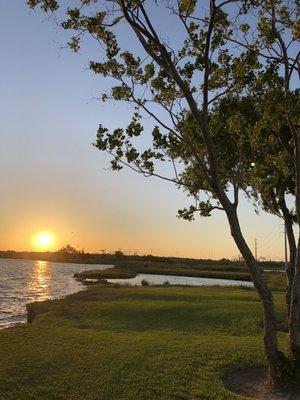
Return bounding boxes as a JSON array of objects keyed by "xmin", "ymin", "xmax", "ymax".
[{"xmin": 0, "ymin": 1, "xmax": 287, "ymax": 259}]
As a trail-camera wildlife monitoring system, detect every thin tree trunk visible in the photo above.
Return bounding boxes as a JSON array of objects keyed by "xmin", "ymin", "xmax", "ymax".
[
  {"xmin": 223, "ymin": 205, "xmax": 281, "ymax": 383},
  {"xmin": 290, "ymin": 242, "xmax": 300, "ymax": 364},
  {"xmin": 280, "ymin": 197, "xmax": 296, "ymax": 317},
  {"xmin": 290, "ymin": 136, "xmax": 300, "ymax": 363}
]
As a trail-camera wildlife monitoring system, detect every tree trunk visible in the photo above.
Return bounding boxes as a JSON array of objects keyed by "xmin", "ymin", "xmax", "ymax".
[
  {"xmin": 224, "ymin": 206, "xmax": 281, "ymax": 384},
  {"xmin": 285, "ymin": 218, "xmax": 296, "ymax": 317},
  {"xmin": 280, "ymin": 198, "xmax": 296, "ymax": 317},
  {"xmin": 289, "ymin": 239, "xmax": 300, "ymax": 364},
  {"xmin": 290, "ymin": 135, "xmax": 300, "ymax": 362}
]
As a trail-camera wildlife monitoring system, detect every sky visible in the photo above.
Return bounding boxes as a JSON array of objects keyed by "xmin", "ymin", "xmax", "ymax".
[{"xmin": 0, "ymin": 1, "xmax": 289, "ymax": 260}]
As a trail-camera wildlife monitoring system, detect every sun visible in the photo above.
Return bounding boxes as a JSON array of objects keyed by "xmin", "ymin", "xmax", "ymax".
[{"xmin": 33, "ymin": 231, "xmax": 56, "ymax": 251}]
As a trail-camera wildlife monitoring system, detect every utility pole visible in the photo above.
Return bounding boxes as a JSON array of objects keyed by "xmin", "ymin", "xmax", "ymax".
[{"xmin": 255, "ymin": 238, "xmax": 258, "ymax": 261}]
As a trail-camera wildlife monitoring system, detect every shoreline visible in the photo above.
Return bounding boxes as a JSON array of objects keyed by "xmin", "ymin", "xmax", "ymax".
[
  {"xmin": 1, "ymin": 273, "xmax": 254, "ymax": 332},
  {"xmin": 1, "ymin": 260, "xmax": 286, "ymax": 332}
]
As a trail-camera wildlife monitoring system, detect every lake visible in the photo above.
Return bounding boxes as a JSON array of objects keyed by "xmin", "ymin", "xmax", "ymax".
[
  {"xmin": 0, "ymin": 258, "xmax": 110, "ymax": 330},
  {"xmin": 0, "ymin": 258, "xmax": 253, "ymax": 330}
]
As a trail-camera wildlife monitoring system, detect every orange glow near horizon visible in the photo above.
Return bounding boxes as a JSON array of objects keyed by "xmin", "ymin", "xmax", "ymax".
[{"xmin": 32, "ymin": 231, "xmax": 56, "ymax": 251}]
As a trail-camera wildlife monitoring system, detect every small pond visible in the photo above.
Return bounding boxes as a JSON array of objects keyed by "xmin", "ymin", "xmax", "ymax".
[{"xmin": 107, "ymin": 273, "xmax": 254, "ymax": 288}]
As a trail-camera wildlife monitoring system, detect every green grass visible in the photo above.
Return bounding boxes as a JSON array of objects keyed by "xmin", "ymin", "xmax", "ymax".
[
  {"xmin": 116, "ymin": 261, "xmax": 248, "ymax": 272},
  {"xmin": 0, "ymin": 285, "xmax": 288, "ymax": 400},
  {"xmin": 265, "ymin": 272, "xmax": 287, "ymax": 291}
]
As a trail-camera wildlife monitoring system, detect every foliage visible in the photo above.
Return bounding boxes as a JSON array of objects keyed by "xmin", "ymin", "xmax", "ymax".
[
  {"xmin": 26, "ymin": 0, "xmax": 299, "ymax": 223},
  {"xmin": 207, "ymin": 91, "xmax": 298, "ymax": 220},
  {"xmin": 58, "ymin": 244, "xmax": 79, "ymax": 253}
]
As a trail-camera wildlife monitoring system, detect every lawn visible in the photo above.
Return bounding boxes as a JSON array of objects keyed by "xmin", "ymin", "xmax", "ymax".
[{"xmin": 0, "ymin": 285, "xmax": 288, "ymax": 400}]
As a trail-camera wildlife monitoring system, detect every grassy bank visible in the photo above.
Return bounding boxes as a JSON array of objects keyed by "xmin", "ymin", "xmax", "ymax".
[
  {"xmin": 74, "ymin": 267, "xmax": 137, "ymax": 280},
  {"xmin": 0, "ymin": 285, "xmax": 288, "ymax": 400}
]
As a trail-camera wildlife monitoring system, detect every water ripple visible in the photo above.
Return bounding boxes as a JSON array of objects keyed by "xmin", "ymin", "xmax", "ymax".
[{"xmin": 0, "ymin": 259, "xmax": 111, "ymax": 329}]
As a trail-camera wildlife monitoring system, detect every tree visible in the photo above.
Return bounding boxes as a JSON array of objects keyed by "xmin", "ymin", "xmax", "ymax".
[
  {"xmin": 247, "ymin": 94, "xmax": 297, "ymax": 318},
  {"xmin": 58, "ymin": 244, "xmax": 79, "ymax": 253},
  {"xmin": 27, "ymin": 0, "xmax": 300, "ymax": 384},
  {"xmin": 249, "ymin": 121, "xmax": 296, "ymax": 319},
  {"xmin": 230, "ymin": 1, "xmax": 300, "ymax": 364},
  {"xmin": 207, "ymin": 92, "xmax": 297, "ymax": 317},
  {"xmin": 114, "ymin": 249, "xmax": 125, "ymax": 259}
]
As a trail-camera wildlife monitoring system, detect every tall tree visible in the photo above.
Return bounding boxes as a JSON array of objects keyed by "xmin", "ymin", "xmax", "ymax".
[
  {"xmin": 207, "ymin": 92, "xmax": 297, "ymax": 316},
  {"xmin": 231, "ymin": 1, "xmax": 300, "ymax": 363},
  {"xmin": 249, "ymin": 94, "xmax": 297, "ymax": 318},
  {"xmin": 27, "ymin": 0, "xmax": 299, "ymax": 383}
]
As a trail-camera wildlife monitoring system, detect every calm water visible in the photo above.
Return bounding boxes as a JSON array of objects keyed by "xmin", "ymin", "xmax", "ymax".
[
  {"xmin": 108, "ymin": 273, "xmax": 254, "ymax": 288},
  {"xmin": 0, "ymin": 258, "xmax": 111, "ymax": 330}
]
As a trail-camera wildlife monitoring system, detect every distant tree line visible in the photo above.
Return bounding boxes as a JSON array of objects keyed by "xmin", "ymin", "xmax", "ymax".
[{"xmin": 0, "ymin": 248, "xmax": 285, "ymax": 269}]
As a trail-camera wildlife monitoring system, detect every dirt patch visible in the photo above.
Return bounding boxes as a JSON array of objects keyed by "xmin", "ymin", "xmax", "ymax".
[
  {"xmin": 66, "ymin": 287, "xmax": 124, "ymax": 302},
  {"xmin": 223, "ymin": 366, "xmax": 294, "ymax": 399}
]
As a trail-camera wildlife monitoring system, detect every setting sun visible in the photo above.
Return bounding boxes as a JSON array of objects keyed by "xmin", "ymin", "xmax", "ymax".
[{"xmin": 33, "ymin": 231, "xmax": 56, "ymax": 251}]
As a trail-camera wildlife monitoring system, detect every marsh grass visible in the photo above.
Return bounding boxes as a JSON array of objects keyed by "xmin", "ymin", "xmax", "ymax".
[
  {"xmin": 97, "ymin": 261, "xmax": 252, "ymax": 281},
  {"xmin": 74, "ymin": 267, "xmax": 137, "ymax": 280},
  {"xmin": 265, "ymin": 273, "xmax": 286, "ymax": 291}
]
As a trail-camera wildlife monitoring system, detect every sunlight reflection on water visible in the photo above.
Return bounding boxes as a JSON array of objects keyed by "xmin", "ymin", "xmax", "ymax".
[
  {"xmin": 0, "ymin": 259, "xmax": 111, "ymax": 330},
  {"xmin": 26, "ymin": 261, "xmax": 51, "ymax": 302}
]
